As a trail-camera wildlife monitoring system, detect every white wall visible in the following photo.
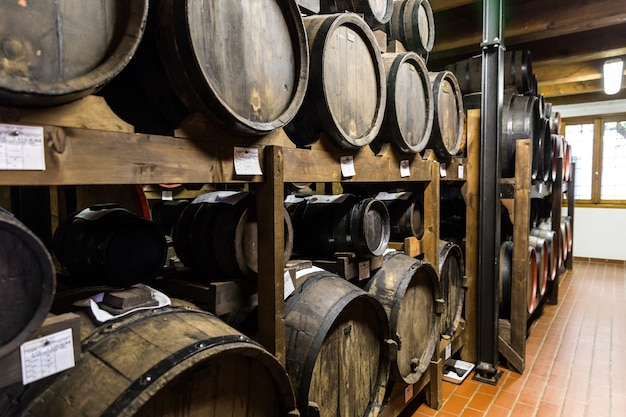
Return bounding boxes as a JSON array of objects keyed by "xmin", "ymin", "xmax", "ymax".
[{"xmin": 554, "ymin": 99, "xmax": 626, "ymax": 261}]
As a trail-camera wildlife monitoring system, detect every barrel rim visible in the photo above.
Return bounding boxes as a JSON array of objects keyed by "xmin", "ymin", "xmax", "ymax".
[
  {"xmin": 0, "ymin": 1, "xmax": 149, "ymax": 106},
  {"xmin": 429, "ymin": 70, "xmax": 465, "ymax": 159},
  {"xmin": 438, "ymin": 240, "xmax": 466, "ymax": 336}
]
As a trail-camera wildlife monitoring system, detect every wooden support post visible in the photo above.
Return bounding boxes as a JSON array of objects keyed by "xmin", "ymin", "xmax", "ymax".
[
  {"xmin": 463, "ymin": 109, "xmax": 481, "ymax": 364},
  {"xmin": 422, "ymin": 161, "xmax": 440, "ymax": 269},
  {"xmin": 255, "ymin": 146, "xmax": 286, "ymax": 365}
]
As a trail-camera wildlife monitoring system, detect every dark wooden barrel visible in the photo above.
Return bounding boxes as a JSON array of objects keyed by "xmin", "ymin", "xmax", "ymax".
[
  {"xmin": 0, "ymin": 1, "xmax": 148, "ymax": 107},
  {"xmin": 287, "ymin": 194, "xmax": 390, "ymax": 259},
  {"xmin": 2, "ymin": 306, "xmax": 298, "ymax": 417},
  {"xmin": 547, "ymin": 134, "xmax": 559, "ymax": 182},
  {"xmin": 52, "ymin": 205, "xmax": 167, "ymax": 288},
  {"xmin": 501, "ymin": 93, "xmax": 541, "ymax": 178},
  {"xmin": 446, "ymin": 50, "xmax": 534, "ymax": 95},
  {"xmin": 102, "ymin": 0, "xmax": 309, "ymax": 136},
  {"xmin": 562, "ymin": 216, "xmax": 573, "ymax": 255},
  {"xmin": 319, "ymin": 0, "xmax": 394, "ymax": 27},
  {"xmin": 380, "ymin": 192, "xmax": 424, "ymax": 240},
  {"xmin": 285, "ymin": 13, "xmax": 386, "ymax": 149},
  {"xmin": 527, "ymin": 245, "xmax": 538, "ymax": 314},
  {"xmin": 285, "ymin": 271, "xmax": 390, "ymax": 417},
  {"xmin": 428, "ymin": 71, "xmax": 465, "ymax": 159},
  {"xmin": 531, "ymin": 227, "xmax": 560, "ymax": 280},
  {"xmin": 376, "ymin": 52, "xmax": 434, "ymax": 154},
  {"xmin": 173, "ymin": 192, "xmax": 294, "ymax": 281},
  {"xmin": 537, "ymin": 117, "xmax": 552, "ymax": 182},
  {"xmin": 366, "ymin": 252, "xmax": 442, "ymax": 384},
  {"xmin": 550, "ymin": 111, "xmax": 562, "ymax": 135},
  {"xmin": 529, "ymin": 235, "xmax": 549, "ymax": 298},
  {"xmin": 438, "ymin": 240, "xmax": 466, "ymax": 337},
  {"xmin": 386, "ymin": 0, "xmax": 435, "ymax": 54},
  {"xmin": 0, "ymin": 209, "xmax": 55, "ymax": 358},
  {"xmin": 498, "ymin": 240, "xmax": 513, "ymax": 319},
  {"xmin": 563, "ymin": 140, "xmax": 572, "ymax": 182}
]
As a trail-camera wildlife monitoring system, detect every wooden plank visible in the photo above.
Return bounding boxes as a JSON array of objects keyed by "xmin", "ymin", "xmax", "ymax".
[
  {"xmin": 0, "ymin": 313, "xmax": 81, "ymax": 388},
  {"xmin": 421, "ymin": 161, "xmax": 440, "ymax": 269},
  {"xmin": 462, "ymin": 109, "xmax": 480, "ymax": 364},
  {"xmin": 255, "ymin": 146, "xmax": 285, "ymax": 364}
]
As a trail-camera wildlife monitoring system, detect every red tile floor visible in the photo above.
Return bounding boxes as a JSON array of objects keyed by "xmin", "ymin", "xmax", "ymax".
[{"xmin": 410, "ymin": 260, "xmax": 626, "ymax": 417}]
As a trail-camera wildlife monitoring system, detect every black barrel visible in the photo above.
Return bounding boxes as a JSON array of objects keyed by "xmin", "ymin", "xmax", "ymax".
[
  {"xmin": 102, "ymin": 0, "xmax": 309, "ymax": 136},
  {"xmin": 366, "ymin": 252, "xmax": 442, "ymax": 384},
  {"xmin": 380, "ymin": 192, "xmax": 424, "ymax": 240},
  {"xmin": 386, "ymin": 0, "xmax": 435, "ymax": 55},
  {"xmin": 375, "ymin": 52, "xmax": 434, "ymax": 154},
  {"xmin": 173, "ymin": 192, "xmax": 294, "ymax": 281},
  {"xmin": 0, "ymin": 1, "xmax": 148, "ymax": 107},
  {"xmin": 52, "ymin": 204, "xmax": 167, "ymax": 287},
  {"xmin": 287, "ymin": 194, "xmax": 390, "ymax": 259},
  {"xmin": 319, "ymin": 0, "xmax": 394, "ymax": 27},
  {"xmin": 285, "ymin": 13, "xmax": 387, "ymax": 149},
  {"xmin": 0, "ymin": 208, "xmax": 55, "ymax": 358},
  {"xmin": 446, "ymin": 50, "xmax": 534, "ymax": 95},
  {"xmin": 501, "ymin": 93, "xmax": 541, "ymax": 178}
]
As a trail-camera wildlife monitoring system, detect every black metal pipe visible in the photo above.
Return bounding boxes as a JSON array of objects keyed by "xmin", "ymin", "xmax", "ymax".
[{"xmin": 476, "ymin": 0, "xmax": 504, "ymax": 380}]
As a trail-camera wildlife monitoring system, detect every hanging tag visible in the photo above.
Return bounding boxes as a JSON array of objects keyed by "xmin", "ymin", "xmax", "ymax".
[
  {"xmin": 20, "ymin": 329, "xmax": 75, "ymax": 385},
  {"xmin": 340, "ymin": 155, "xmax": 356, "ymax": 177},
  {"xmin": 284, "ymin": 271, "xmax": 295, "ymax": 299},
  {"xmin": 458, "ymin": 165, "xmax": 464, "ymax": 179},
  {"xmin": 234, "ymin": 146, "xmax": 263, "ymax": 176},
  {"xmin": 161, "ymin": 190, "xmax": 173, "ymax": 201},
  {"xmin": 440, "ymin": 162, "xmax": 447, "ymax": 178},
  {"xmin": 400, "ymin": 160, "xmax": 410, "ymax": 178},
  {"xmin": 0, "ymin": 124, "xmax": 45, "ymax": 170}
]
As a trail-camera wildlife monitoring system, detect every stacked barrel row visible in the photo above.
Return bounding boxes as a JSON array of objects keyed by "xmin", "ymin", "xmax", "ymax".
[{"xmin": 446, "ymin": 50, "xmax": 573, "ymax": 318}]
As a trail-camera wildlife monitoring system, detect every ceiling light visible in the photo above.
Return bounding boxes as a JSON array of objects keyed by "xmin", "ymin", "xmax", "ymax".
[{"xmin": 603, "ymin": 58, "xmax": 623, "ymax": 95}]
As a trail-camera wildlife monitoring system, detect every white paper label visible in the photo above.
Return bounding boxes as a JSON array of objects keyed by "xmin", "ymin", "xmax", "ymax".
[
  {"xmin": 234, "ymin": 146, "xmax": 263, "ymax": 176},
  {"xmin": 161, "ymin": 190, "xmax": 173, "ymax": 201},
  {"xmin": 192, "ymin": 191, "xmax": 246, "ymax": 205},
  {"xmin": 284, "ymin": 271, "xmax": 295, "ymax": 299},
  {"xmin": 375, "ymin": 191, "xmax": 410, "ymax": 201},
  {"xmin": 307, "ymin": 194, "xmax": 349, "ymax": 204},
  {"xmin": 340, "ymin": 155, "xmax": 356, "ymax": 177},
  {"xmin": 440, "ymin": 163, "xmax": 447, "ymax": 178},
  {"xmin": 0, "ymin": 124, "xmax": 45, "ymax": 170},
  {"xmin": 458, "ymin": 165, "xmax": 464, "ymax": 179},
  {"xmin": 445, "ymin": 343, "xmax": 452, "ymax": 360},
  {"xmin": 400, "ymin": 160, "xmax": 410, "ymax": 178},
  {"xmin": 20, "ymin": 329, "xmax": 75, "ymax": 385}
]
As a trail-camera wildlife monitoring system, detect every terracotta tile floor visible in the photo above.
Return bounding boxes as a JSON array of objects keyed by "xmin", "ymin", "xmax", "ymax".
[{"xmin": 411, "ymin": 260, "xmax": 626, "ymax": 417}]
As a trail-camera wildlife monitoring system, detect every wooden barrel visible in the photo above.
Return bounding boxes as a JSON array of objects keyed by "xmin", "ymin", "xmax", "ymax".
[
  {"xmin": 537, "ymin": 117, "xmax": 553, "ymax": 182},
  {"xmin": 4, "ymin": 306, "xmax": 298, "ymax": 417},
  {"xmin": 528, "ymin": 235, "xmax": 549, "ymax": 298},
  {"xmin": 547, "ymin": 134, "xmax": 559, "ymax": 182},
  {"xmin": 550, "ymin": 111, "xmax": 562, "ymax": 135},
  {"xmin": 0, "ymin": 209, "xmax": 55, "ymax": 358},
  {"xmin": 380, "ymin": 192, "xmax": 424, "ymax": 240},
  {"xmin": 428, "ymin": 71, "xmax": 465, "ymax": 158},
  {"xmin": 498, "ymin": 240, "xmax": 513, "ymax": 319},
  {"xmin": 527, "ymin": 245, "xmax": 538, "ymax": 314},
  {"xmin": 446, "ymin": 50, "xmax": 534, "ymax": 95},
  {"xmin": 0, "ymin": 1, "xmax": 148, "ymax": 107},
  {"xmin": 562, "ymin": 216, "xmax": 573, "ymax": 254},
  {"xmin": 376, "ymin": 51, "xmax": 434, "ymax": 154},
  {"xmin": 287, "ymin": 194, "xmax": 390, "ymax": 259},
  {"xmin": 366, "ymin": 252, "xmax": 442, "ymax": 384},
  {"xmin": 285, "ymin": 13, "xmax": 386, "ymax": 149},
  {"xmin": 52, "ymin": 205, "xmax": 167, "ymax": 287},
  {"xmin": 531, "ymin": 227, "xmax": 560, "ymax": 279},
  {"xmin": 563, "ymin": 140, "xmax": 572, "ymax": 182},
  {"xmin": 386, "ymin": 0, "xmax": 435, "ymax": 54},
  {"xmin": 103, "ymin": 0, "xmax": 309, "ymax": 136},
  {"xmin": 285, "ymin": 271, "xmax": 389, "ymax": 417},
  {"xmin": 438, "ymin": 240, "xmax": 466, "ymax": 336},
  {"xmin": 501, "ymin": 93, "xmax": 541, "ymax": 178},
  {"xmin": 173, "ymin": 192, "xmax": 294, "ymax": 281},
  {"xmin": 319, "ymin": 0, "xmax": 394, "ymax": 27}
]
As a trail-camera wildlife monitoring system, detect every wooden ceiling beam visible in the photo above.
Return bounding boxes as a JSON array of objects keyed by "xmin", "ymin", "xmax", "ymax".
[
  {"xmin": 548, "ymin": 89, "xmax": 626, "ymax": 106},
  {"xmin": 430, "ymin": 0, "xmax": 476, "ymax": 12},
  {"xmin": 539, "ymin": 75, "xmax": 626, "ymax": 98}
]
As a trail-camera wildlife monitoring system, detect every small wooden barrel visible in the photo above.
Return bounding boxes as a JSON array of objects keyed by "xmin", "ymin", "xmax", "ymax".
[
  {"xmin": 287, "ymin": 194, "xmax": 390, "ymax": 259},
  {"xmin": 366, "ymin": 252, "xmax": 442, "ymax": 384},
  {"xmin": 527, "ymin": 245, "xmax": 538, "ymax": 315},
  {"xmin": 0, "ymin": 209, "xmax": 55, "ymax": 358},
  {"xmin": 562, "ymin": 216, "xmax": 573, "ymax": 254},
  {"xmin": 381, "ymin": 193, "xmax": 424, "ymax": 240},
  {"xmin": 0, "ymin": 1, "xmax": 148, "ymax": 107},
  {"xmin": 529, "ymin": 235, "xmax": 549, "ymax": 298},
  {"xmin": 498, "ymin": 240, "xmax": 513, "ymax": 319},
  {"xmin": 531, "ymin": 227, "xmax": 560, "ymax": 280},
  {"xmin": 446, "ymin": 50, "xmax": 534, "ymax": 95},
  {"xmin": 319, "ymin": 0, "xmax": 394, "ymax": 27},
  {"xmin": 285, "ymin": 271, "xmax": 390, "ymax": 417},
  {"xmin": 286, "ymin": 13, "xmax": 386, "ymax": 149},
  {"xmin": 52, "ymin": 205, "xmax": 167, "ymax": 288},
  {"xmin": 103, "ymin": 0, "xmax": 309, "ymax": 135},
  {"xmin": 428, "ymin": 71, "xmax": 465, "ymax": 159},
  {"xmin": 173, "ymin": 192, "xmax": 294, "ymax": 281},
  {"xmin": 386, "ymin": 0, "xmax": 435, "ymax": 54},
  {"xmin": 5, "ymin": 306, "xmax": 298, "ymax": 417},
  {"xmin": 563, "ymin": 140, "xmax": 572, "ymax": 182},
  {"xmin": 501, "ymin": 93, "xmax": 541, "ymax": 178},
  {"xmin": 438, "ymin": 240, "xmax": 466, "ymax": 336},
  {"xmin": 376, "ymin": 52, "xmax": 434, "ymax": 154},
  {"xmin": 537, "ymin": 117, "xmax": 552, "ymax": 182}
]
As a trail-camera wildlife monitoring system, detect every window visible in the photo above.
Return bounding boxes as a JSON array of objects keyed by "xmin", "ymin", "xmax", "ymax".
[{"xmin": 563, "ymin": 114, "xmax": 626, "ymax": 206}]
